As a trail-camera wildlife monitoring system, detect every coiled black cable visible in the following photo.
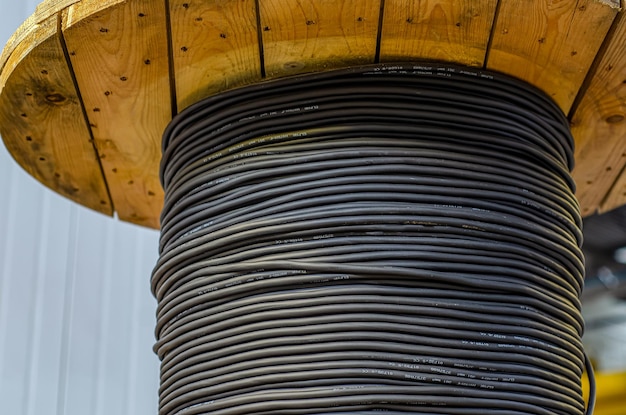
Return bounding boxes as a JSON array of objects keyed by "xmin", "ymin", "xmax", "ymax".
[{"xmin": 152, "ymin": 63, "xmax": 595, "ymax": 415}]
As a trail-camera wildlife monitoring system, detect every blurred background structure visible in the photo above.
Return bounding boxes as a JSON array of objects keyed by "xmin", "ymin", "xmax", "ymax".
[
  {"xmin": 582, "ymin": 208, "xmax": 626, "ymax": 373},
  {"xmin": 0, "ymin": 3, "xmax": 160, "ymax": 414}
]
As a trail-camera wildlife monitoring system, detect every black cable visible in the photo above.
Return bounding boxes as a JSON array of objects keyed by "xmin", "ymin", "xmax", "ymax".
[{"xmin": 153, "ymin": 63, "xmax": 595, "ymax": 415}]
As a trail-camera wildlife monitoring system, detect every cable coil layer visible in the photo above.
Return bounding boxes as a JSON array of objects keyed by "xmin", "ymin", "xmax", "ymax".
[{"xmin": 153, "ymin": 63, "xmax": 594, "ymax": 415}]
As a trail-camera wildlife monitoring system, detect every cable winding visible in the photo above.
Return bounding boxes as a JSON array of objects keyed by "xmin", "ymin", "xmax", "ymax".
[{"xmin": 153, "ymin": 63, "xmax": 595, "ymax": 415}]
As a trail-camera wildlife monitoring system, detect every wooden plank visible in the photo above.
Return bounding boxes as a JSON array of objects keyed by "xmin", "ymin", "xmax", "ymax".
[
  {"xmin": 63, "ymin": 0, "xmax": 171, "ymax": 229},
  {"xmin": 487, "ymin": 0, "xmax": 619, "ymax": 113},
  {"xmin": 35, "ymin": 0, "xmax": 82, "ymax": 18},
  {"xmin": 0, "ymin": 13, "xmax": 112, "ymax": 215},
  {"xmin": 596, "ymin": 159, "xmax": 626, "ymax": 213},
  {"xmin": 0, "ymin": 0, "xmax": 80, "ymax": 75},
  {"xmin": 379, "ymin": 0, "xmax": 498, "ymax": 67},
  {"xmin": 1, "ymin": 0, "xmax": 625, "ymax": 227},
  {"xmin": 571, "ymin": 12, "xmax": 626, "ymax": 216},
  {"xmin": 259, "ymin": 0, "xmax": 380, "ymax": 78},
  {"xmin": 170, "ymin": 0, "xmax": 262, "ymax": 111}
]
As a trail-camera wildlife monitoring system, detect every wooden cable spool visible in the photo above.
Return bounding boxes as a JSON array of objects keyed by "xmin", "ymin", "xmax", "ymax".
[
  {"xmin": 3, "ymin": 3, "xmax": 623, "ymax": 414},
  {"xmin": 0, "ymin": 0, "xmax": 624, "ymax": 230}
]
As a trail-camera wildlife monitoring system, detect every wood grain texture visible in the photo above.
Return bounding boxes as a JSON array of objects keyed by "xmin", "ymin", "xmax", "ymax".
[
  {"xmin": 1, "ymin": 0, "xmax": 626, "ymax": 228},
  {"xmin": 170, "ymin": 0, "xmax": 261, "ymax": 111},
  {"xmin": 0, "ymin": 0, "xmax": 80, "ymax": 74},
  {"xmin": 571, "ymin": 12, "xmax": 626, "ymax": 216},
  {"xmin": 63, "ymin": 0, "xmax": 171, "ymax": 228},
  {"xmin": 0, "ymin": 13, "xmax": 112, "ymax": 214},
  {"xmin": 487, "ymin": 0, "xmax": 619, "ymax": 113},
  {"xmin": 379, "ymin": 0, "xmax": 498, "ymax": 67},
  {"xmin": 259, "ymin": 0, "xmax": 380, "ymax": 78},
  {"xmin": 35, "ymin": 0, "xmax": 82, "ymax": 22}
]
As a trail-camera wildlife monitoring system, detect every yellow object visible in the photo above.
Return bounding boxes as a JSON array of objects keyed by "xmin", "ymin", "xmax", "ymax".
[{"xmin": 583, "ymin": 371, "xmax": 626, "ymax": 415}]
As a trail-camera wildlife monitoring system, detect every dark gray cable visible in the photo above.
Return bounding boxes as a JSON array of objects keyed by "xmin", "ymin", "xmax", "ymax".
[{"xmin": 153, "ymin": 63, "xmax": 595, "ymax": 415}]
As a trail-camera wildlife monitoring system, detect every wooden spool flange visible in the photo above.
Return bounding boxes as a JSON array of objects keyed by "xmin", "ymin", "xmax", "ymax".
[{"xmin": 1, "ymin": 0, "xmax": 625, "ymax": 229}]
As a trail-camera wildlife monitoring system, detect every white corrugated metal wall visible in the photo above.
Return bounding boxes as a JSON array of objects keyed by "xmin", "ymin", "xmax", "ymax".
[{"xmin": 0, "ymin": 2, "xmax": 161, "ymax": 414}]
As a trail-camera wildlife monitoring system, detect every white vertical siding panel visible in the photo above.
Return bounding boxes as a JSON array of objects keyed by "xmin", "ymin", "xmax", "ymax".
[
  {"xmin": 55, "ymin": 205, "xmax": 81, "ymax": 415},
  {"xmin": 0, "ymin": 171, "xmax": 45, "ymax": 415},
  {"xmin": 92, "ymin": 221, "xmax": 160, "ymax": 415},
  {"xmin": 108, "ymin": 224, "xmax": 137, "ymax": 415},
  {"xmin": 26, "ymin": 198, "xmax": 74, "ymax": 415},
  {"xmin": 94, "ymin": 220, "xmax": 117, "ymax": 415},
  {"xmin": 25, "ymin": 190, "xmax": 55, "ymax": 415},
  {"xmin": 131, "ymin": 231, "xmax": 160, "ymax": 415},
  {"xmin": 61, "ymin": 210, "xmax": 108, "ymax": 415},
  {"xmin": 0, "ymin": 143, "xmax": 13, "ymax": 276},
  {"xmin": 0, "ymin": 3, "xmax": 161, "ymax": 415},
  {"xmin": 0, "ymin": 151, "xmax": 17, "ymax": 373}
]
